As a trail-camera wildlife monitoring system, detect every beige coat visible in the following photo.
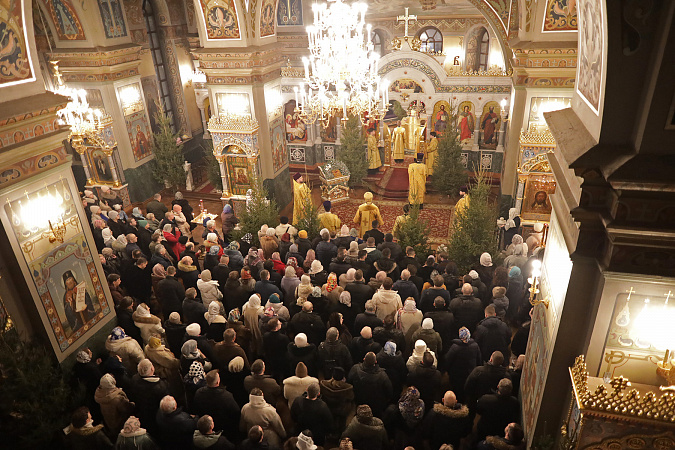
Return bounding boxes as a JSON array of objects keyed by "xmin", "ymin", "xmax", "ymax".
[
  {"xmin": 94, "ymin": 387, "xmax": 134, "ymax": 434},
  {"xmin": 283, "ymin": 375, "xmax": 319, "ymax": 408},
  {"xmin": 105, "ymin": 336, "xmax": 144, "ymax": 374},
  {"xmin": 132, "ymin": 311, "xmax": 165, "ymax": 345},
  {"xmin": 240, "ymin": 394, "xmax": 286, "ymax": 447},
  {"xmin": 373, "ymin": 289, "xmax": 403, "ymax": 321}
]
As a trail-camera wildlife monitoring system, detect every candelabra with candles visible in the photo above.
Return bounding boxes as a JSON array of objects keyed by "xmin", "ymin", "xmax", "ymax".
[
  {"xmin": 528, "ymin": 259, "xmax": 550, "ymax": 308},
  {"xmin": 296, "ymin": 0, "xmax": 386, "ymax": 126}
]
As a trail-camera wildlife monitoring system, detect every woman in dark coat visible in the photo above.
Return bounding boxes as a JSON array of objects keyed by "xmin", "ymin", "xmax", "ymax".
[
  {"xmin": 443, "ymin": 327, "xmax": 482, "ymax": 403},
  {"xmin": 220, "ymin": 204, "xmax": 239, "ymax": 243},
  {"xmin": 376, "ymin": 341, "xmax": 407, "ymax": 402}
]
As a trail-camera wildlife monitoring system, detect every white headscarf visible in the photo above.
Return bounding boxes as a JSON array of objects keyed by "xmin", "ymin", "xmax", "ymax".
[
  {"xmin": 242, "ymin": 294, "xmax": 263, "ymax": 316},
  {"xmin": 505, "ymin": 208, "xmax": 518, "ymax": 230},
  {"xmin": 207, "ymin": 301, "xmax": 221, "ymax": 324}
]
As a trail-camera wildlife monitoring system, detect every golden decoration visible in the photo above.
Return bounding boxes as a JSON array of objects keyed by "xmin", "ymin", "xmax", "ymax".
[
  {"xmin": 446, "ymin": 64, "xmax": 512, "ymax": 77},
  {"xmin": 410, "ymin": 37, "xmax": 422, "ymax": 51},
  {"xmin": 391, "ymin": 37, "xmax": 402, "ymax": 51},
  {"xmin": 281, "ymin": 67, "xmax": 304, "ymax": 78},
  {"xmin": 570, "ymin": 355, "xmax": 675, "ymax": 423},
  {"xmin": 521, "ymin": 153, "xmax": 552, "ymax": 173},
  {"xmin": 208, "ymin": 114, "xmax": 259, "ymax": 133},
  {"xmin": 519, "ymin": 129, "xmax": 556, "ymax": 145}
]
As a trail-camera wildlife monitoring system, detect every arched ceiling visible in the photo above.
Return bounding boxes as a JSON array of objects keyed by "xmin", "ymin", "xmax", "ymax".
[{"xmin": 364, "ymin": 0, "xmax": 482, "ymax": 18}]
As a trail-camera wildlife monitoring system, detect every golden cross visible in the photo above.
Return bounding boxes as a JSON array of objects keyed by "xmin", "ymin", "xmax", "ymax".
[
  {"xmin": 397, "ymin": 7, "xmax": 417, "ymax": 38},
  {"xmin": 627, "ymin": 286, "xmax": 635, "ymax": 301}
]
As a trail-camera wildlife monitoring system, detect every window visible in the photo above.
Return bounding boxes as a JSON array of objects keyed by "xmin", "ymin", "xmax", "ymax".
[
  {"xmin": 144, "ymin": 0, "xmax": 175, "ymax": 130},
  {"xmin": 479, "ymin": 29, "xmax": 489, "ymax": 71},
  {"xmin": 371, "ymin": 29, "xmax": 384, "ymax": 56},
  {"xmin": 418, "ymin": 27, "xmax": 443, "ymax": 53}
]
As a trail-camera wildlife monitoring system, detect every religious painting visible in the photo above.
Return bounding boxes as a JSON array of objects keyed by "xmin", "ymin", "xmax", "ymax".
[
  {"xmin": 87, "ymin": 148, "xmax": 114, "ymax": 183},
  {"xmin": 431, "ymin": 101, "xmax": 450, "ymax": 136},
  {"xmin": 389, "ymin": 79, "xmax": 424, "ymax": 93},
  {"xmin": 577, "ymin": 0, "xmax": 603, "ymax": 114},
  {"xmin": 283, "ymin": 100, "xmax": 307, "ymax": 142},
  {"xmin": 457, "ymin": 101, "xmax": 475, "ymax": 144},
  {"xmin": 521, "ymin": 175, "xmax": 556, "ymax": 220},
  {"xmin": 479, "ymin": 101, "xmax": 500, "ymax": 149},
  {"xmin": 201, "ymin": 0, "xmax": 240, "ymax": 39},
  {"xmin": 97, "ymin": 0, "xmax": 127, "ymax": 38},
  {"xmin": 29, "ymin": 234, "xmax": 110, "ymax": 351},
  {"xmin": 270, "ymin": 117, "xmax": 287, "ymax": 173},
  {"xmin": 277, "ymin": 0, "xmax": 302, "ymax": 26},
  {"xmin": 44, "ymin": 0, "xmax": 86, "ymax": 40},
  {"xmin": 321, "ymin": 115, "xmax": 338, "ymax": 143},
  {"xmin": 543, "ymin": 0, "xmax": 577, "ymax": 31},
  {"xmin": 216, "ymin": 92, "xmax": 251, "ymax": 116},
  {"xmin": 0, "ymin": 0, "xmax": 35, "ymax": 86},
  {"xmin": 226, "ymin": 154, "xmax": 252, "ymax": 195},
  {"xmin": 141, "ymin": 76, "xmax": 162, "ymax": 133},
  {"xmin": 124, "ymin": 111, "xmax": 152, "ymax": 162},
  {"xmin": 260, "ymin": 0, "xmax": 275, "ymax": 37}
]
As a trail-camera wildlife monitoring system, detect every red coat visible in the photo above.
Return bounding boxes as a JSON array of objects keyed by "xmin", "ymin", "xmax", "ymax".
[
  {"xmin": 271, "ymin": 259, "xmax": 287, "ymax": 276},
  {"xmin": 163, "ymin": 230, "xmax": 185, "ymax": 261}
]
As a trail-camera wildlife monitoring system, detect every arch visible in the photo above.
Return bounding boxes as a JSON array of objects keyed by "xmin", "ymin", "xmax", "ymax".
[
  {"xmin": 417, "ymin": 26, "xmax": 443, "ymax": 53},
  {"xmin": 259, "ymin": 0, "xmax": 275, "ymax": 36},
  {"xmin": 466, "ymin": 26, "xmax": 491, "ymax": 72},
  {"xmin": 371, "ymin": 28, "xmax": 385, "ymax": 57},
  {"xmin": 39, "ymin": 0, "xmax": 86, "ymax": 41}
]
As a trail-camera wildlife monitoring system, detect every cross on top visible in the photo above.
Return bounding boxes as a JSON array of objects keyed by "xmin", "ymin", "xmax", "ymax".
[
  {"xmin": 397, "ymin": 7, "xmax": 417, "ymax": 38},
  {"xmin": 610, "ymin": 376, "xmax": 630, "ymax": 392},
  {"xmin": 626, "ymin": 286, "xmax": 635, "ymax": 301}
]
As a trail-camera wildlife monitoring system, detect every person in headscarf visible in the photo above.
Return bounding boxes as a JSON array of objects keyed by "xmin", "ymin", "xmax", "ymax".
[
  {"xmin": 302, "ymin": 249, "xmax": 316, "ymax": 272},
  {"xmin": 295, "ymin": 275, "xmax": 314, "ymax": 307},
  {"xmin": 94, "ymin": 373, "xmax": 134, "ymax": 436},
  {"xmin": 105, "ymin": 326, "xmax": 144, "ymax": 374},
  {"xmin": 444, "ymin": 327, "xmax": 482, "ymax": 403},
  {"xmin": 115, "ymin": 415, "xmax": 159, "ymax": 449},
  {"xmin": 505, "ymin": 233, "xmax": 524, "ymax": 256},
  {"xmin": 503, "ymin": 207, "xmax": 521, "ymax": 248},
  {"xmin": 220, "ymin": 203, "xmax": 239, "ymax": 242},
  {"xmin": 163, "ymin": 223, "xmax": 184, "ymax": 261},
  {"xmin": 205, "ymin": 301, "xmax": 227, "ymax": 342},
  {"xmin": 322, "ymin": 272, "xmax": 343, "ymax": 305},
  {"xmin": 112, "ymin": 234, "xmax": 128, "ymax": 258},
  {"xmin": 151, "ymin": 263, "xmax": 166, "ymax": 294},
  {"xmin": 183, "ymin": 360, "xmax": 207, "ymax": 407},
  {"xmin": 180, "ymin": 339, "xmax": 207, "ymax": 375},
  {"xmin": 506, "ymin": 266, "xmax": 525, "ymax": 324},
  {"xmin": 243, "ymin": 294, "xmax": 264, "ymax": 356},
  {"xmin": 339, "ymin": 268, "xmax": 356, "ymax": 288},
  {"xmin": 376, "ymin": 340, "xmax": 406, "ymax": 400},
  {"xmin": 504, "ymin": 243, "xmax": 529, "ymax": 272},
  {"xmin": 132, "ymin": 303, "xmax": 164, "ymax": 345},
  {"xmin": 281, "ymin": 265, "xmax": 301, "ymax": 302},
  {"xmin": 476, "ymin": 252, "xmax": 495, "ymax": 287},
  {"xmin": 240, "ymin": 267, "xmax": 256, "ymax": 293},
  {"xmin": 398, "ymin": 386, "xmax": 426, "ymax": 428},
  {"xmin": 102, "ymin": 227, "xmax": 115, "ymax": 248},
  {"xmin": 204, "ymin": 245, "xmax": 220, "ymax": 272},
  {"xmin": 286, "ymin": 256, "xmax": 304, "ymax": 278},
  {"xmin": 197, "ymin": 269, "xmax": 223, "ymax": 307},
  {"xmin": 265, "ymin": 292, "xmax": 290, "ymax": 322},
  {"xmin": 144, "ymin": 336, "xmax": 182, "ymax": 395},
  {"xmin": 270, "ymin": 251, "xmax": 287, "ymax": 276},
  {"xmin": 406, "ymin": 339, "xmax": 437, "ymax": 372},
  {"xmin": 396, "ymin": 298, "xmax": 423, "ymax": 336},
  {"xmin": 260, "ymin": 227, "xmax": 279, "ymax": 260}
]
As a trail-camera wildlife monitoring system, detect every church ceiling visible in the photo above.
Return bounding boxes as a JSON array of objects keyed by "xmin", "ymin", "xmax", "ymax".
[{"xmin": 365, "ymin": 0, "xmax": 481, "ymax": 18}]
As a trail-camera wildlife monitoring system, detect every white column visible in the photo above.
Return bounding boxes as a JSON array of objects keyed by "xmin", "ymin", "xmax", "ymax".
[
  {"xmin": 106, "ymin": 152, "xmax": 120, "ymax": 185},
  {"xmin": 496, "ymin": 110, "xmax": 508, "ymax": 152}
]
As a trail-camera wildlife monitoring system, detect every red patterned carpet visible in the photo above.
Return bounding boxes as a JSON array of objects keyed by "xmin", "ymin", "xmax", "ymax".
[{"xmin": 328, "ymin": 198, "xmax": 454, "ymax": 244}]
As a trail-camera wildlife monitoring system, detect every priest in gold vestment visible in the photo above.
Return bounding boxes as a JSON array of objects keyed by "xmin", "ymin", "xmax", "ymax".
[
  {"xmin": 367, "ymin": 128, "xmax": 381, "ymax": 172},
  {"xmin": 426, "ymin": 131, "xmax": 438, "ymax": 175},
  {"xmin": 292, "ymin": 172, "xmax": 311, "ymax": 225},
  {"xmin": 353, "ymin": 191, "xmax": 384, "ymax": 238},
  {"xmin": 318, "ymin": 200, "xmax": 341, "ymax": 234},
  {"xmin": 408, "ymin": 153, "xmax": 428, "ymax": 206},
  {"xmin": 392, "ymin": 120, "xmax": 406, "ymax": 162},
  {"xmin": 454, "ymin": 185, "xmax": 470, "ymax": 217}
]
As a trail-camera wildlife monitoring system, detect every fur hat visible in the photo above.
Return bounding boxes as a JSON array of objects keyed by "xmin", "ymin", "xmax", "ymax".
[
  {"xmin": 186, "ymin": 323, "xmax": 201, "ymax": 336},
  {"xmin": 148, "ymin": 336, "xmax": 162, "ymax": 348},
  {"xmin": 493, "ymin": 286, "xmax": 507, "ymax": 298},
  {"xmin": 356, "ymin": 405, "xmax": 373, "ymax": 423}
]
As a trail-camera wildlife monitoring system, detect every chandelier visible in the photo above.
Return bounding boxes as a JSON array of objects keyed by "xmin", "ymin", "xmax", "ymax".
[{"xmin": 297, "ymin": 0, "xmax": 386, "ymax": 126}]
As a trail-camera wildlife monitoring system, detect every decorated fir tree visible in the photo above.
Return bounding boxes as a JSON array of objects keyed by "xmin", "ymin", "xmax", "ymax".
[
  {"xmin": 295, "ymin": 194, "xmax": 321, "ymax": 241},
  {"xmin": 233, "ymin": 176, "xmax": 279, "ymax": 246},
  {"xmin": 395, "ymin": 203, "xmax": 432, "ymax": 262},
  {"xmin": 432, "ymin": 108, "xmax": 467, "ymax": 195},
  {"xmin": 151, "ymin": 108, "xmax": 185, "ymax": 189},
  {"xmin": 339, "ymin": 115, "xmax": 368, "ymax": 187},
  {"xmin": 448, "ymin": 169, "xmax": 498, "ymax": 273}
]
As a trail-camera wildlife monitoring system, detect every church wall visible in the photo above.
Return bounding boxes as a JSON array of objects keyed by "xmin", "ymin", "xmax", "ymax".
[{"xmin": 263, "ymin": 166, "xmax": 292, "ymax": 212}]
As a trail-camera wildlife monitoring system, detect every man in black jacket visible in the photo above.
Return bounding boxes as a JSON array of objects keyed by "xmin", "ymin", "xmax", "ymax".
[
  {"xmin": 182, "ymin": 288, "xmax": 208, "ymax": 330},
  {"xmin": 424, "ymin": 296, "xmax": 455, "ymax": 352},
  {"xmin": 290, "ymin": 383, "xmax": 333, "ymax": 446},
  {"xmin": 422, "ymin": 390, "xmax": 471, "ymax": 450},
  {"xmin": 347, "ymin": 352, "xmax": 392, "ymax": 418},
  {"xmin": 419, "ymin": 275, "xmax": 452, "ymax": 314},
  {"xmin": 123, "ymin": 257, "xmax": 152, "ymax": 304},
  {"xmin": 262, "ymin": 318, "xmax": 290, "ymax": 380},
  {"xmin": 288, "ymin": 301, "xmax": 326, "ymax": 346},
  {"xmin": 363, "ymin": 220, "xmax": 384, "ymax": 246},
  {"xmin": 315, "ymin": 230, "xmax": 338, "ymax": 271},
  {"xmin": 475, "ymin": 379, "xmax": 521, "ymax": 442},
  {"xmin": 193, "ymin": 370, "xmax": 240, "ymax": 440},
  {"xmin": 353, "ymin": 300, "xmax": 383, "ymax": 335},
  {"xmin": 317, "ymin": 327, "xmax": 353, "ymax": 375},
  {"xmin": 345, "ymin": 270, "xmax": 374, "ymax": 314},
  {"xmin": 155, "ymin": 395, "xmax": 198, "ymax": 450},
  {"xmin": 378, "ymin": 233, "xmax": 402, "ymax": 261},
  {"xmin": 254, "ymin": 270, "xmax": 284, "ymax": 303},
  {"xmin": 464, "ymin": 351, "xmax": 510, "ymax": 411},
  {"xmin": 449, "ymin": 283, "xmax": 484, "ymax": 334},
  {"xmin": 115, "ymin": 296, "xmax": 143, "ymax": 344},
  {"xmin": 474, "ymin": 304, "xmax": 512, "ymax": 363},
  {"xmin": 156, "ymin": 266, "xmax": 185, "ymax": 320}
]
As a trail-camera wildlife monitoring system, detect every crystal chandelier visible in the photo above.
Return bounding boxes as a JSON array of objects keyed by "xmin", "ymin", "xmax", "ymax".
[{"xmin": 297, "ymin": 0, "xmax": 386, "ymax": 126}]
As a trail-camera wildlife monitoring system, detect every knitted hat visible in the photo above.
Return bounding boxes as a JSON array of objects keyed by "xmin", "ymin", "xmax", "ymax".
[
  {"xmin": 348, "ymin": 241, "xmax": 359, "ymax": 256},
  {"xmin": 339, "ymin": 225, "xmax": 350, "ymax": 236},
  {"xmin": 281, "ymin": 233, "xmax": 291, "ymax": 242},
  {"xmin": 310, "ymin": 260, "xmax": 324, "ymax": 274},
  {"xmin": 99, "ymin": 373, "xmax": 116, "ymax": 389},
  {"xmin": 493, "ymin": 286, "xmax": 507, "ymax": 298},
  {"xmin": 289, "ymin": 244, "xmax": 298, "ymax": 253},
  {"xmin": 295, "ymin": 333, "xmax": 308, "ymax": 348},
  {"xmin": 350, "ymin": 228, "xmax": 359, "ymax": 238},
  {"xmin": 480, "ymin": 252, "xmax": 493, "ymax": 267},
  {"xmin": 148, "ymin": 336, "xmax": 162, "ymax": 348},
  {"xmin": 332, "ymin": 366, "xmax": 345, "ymax": 380},
  {"xmin": 169, "ymin": 312, "xmax": 181, "ymax": 324},
  {"xmin": 298, "ymin": 230, "xmax": 308, "ymax": 239},
  {"xmin": 201, "ymin": 270, "xmax": 212, "ymax": 281},
  {"xmin": 384, "ymin": 341, "xmax": 397, "ymax": 356},
  {"xmin": 108, "ymin": 210, "xmax": 119, "ymax": 220},
  {"xmin": 509, "ymin": 266, "xmax": 521, "ymax": 278},
  {"xmin": 459, "ymin": 327, "xmax": 471, "ymax": 343},
  {"xmin": 269, "ymin": 293, "xmax": 281, "ymax": 304},
  {"xmin": 422, "ymin": 318, "xmax": 433, "ymax": 329},
  {"xmin": 229, "ymin": 356, "xmax": 245, "ymax": 373},
  {"xmin": 343, "ymin": 268, "xmax": 356, "ymax": 283},
  {"xmin": 468, "ymin": 270, "xmax": 479, "ymax": 280},
  {"xmin": 186, "ymin": 323, "xmax": 201, "ymax": 336},
  {"xmin": 241, "ymin": 269, "xmax": 252, "ymax": 280},
  {"xmin": 356, "ymin": 405, "xmax": 373, "ymax": 423},
  {"xmin": 295, "ymin": 361, "xmax": 308, "ymax": 377}
]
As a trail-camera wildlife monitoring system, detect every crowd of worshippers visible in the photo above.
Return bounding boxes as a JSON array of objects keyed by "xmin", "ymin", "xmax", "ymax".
[{"xmin": 69, "ymin": 189, "xmax": 538, "ymax": 450}]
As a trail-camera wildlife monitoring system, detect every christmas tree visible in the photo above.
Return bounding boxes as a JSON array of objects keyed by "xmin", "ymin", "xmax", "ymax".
[
  {"xmin": 448, "ymin": 168, "xmax": 498, "ymax": 274},
  {"xmin": 338, "ymin": 115, "xmax": 368, "ymax": 187},
  {"xmin": 432, "ymin": 108, "xmax": 467, "ymax": 195},
  {"xmin": 233, "ymin": 176, "xmax": 279, "ymax": 246},
  {"xmin": 395, "ymin": 203, "xmax": 432, "ymax": 262},
  {"xmin": 202, "ymin": 140, "xmax": 223, "ymax": 191},
  {"xmin": 295, "ymin": 194, "xmax": 321, "ymax": 241},
  {"xmin": 151, "ymin": 107, "xmax": 186, "ymax": 189}
]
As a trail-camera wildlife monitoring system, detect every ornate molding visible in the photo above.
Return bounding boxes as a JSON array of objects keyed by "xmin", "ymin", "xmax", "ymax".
[
  {"xmin": 520, "ymin": 153, "xmax": 552, "ymax": 173},
  {"xmin": 281, "ymin": 67, "xmax": 304, "ymax": 78},
  {"xmin": 571, "ymin": 355, "xmax": 675, "ymax": 424},
  {"xmin": 520, "ymin": 129, "xmax": 556, "ymax": 145},
  {"xmin": 208, "ymin": 114, "xmax": 260, "ymax": 133}
]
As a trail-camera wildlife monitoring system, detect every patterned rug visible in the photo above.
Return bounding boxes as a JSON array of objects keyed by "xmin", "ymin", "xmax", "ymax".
[{"xmin": 328, "ymin": 198, "xmax": 454, "ymax": 244}]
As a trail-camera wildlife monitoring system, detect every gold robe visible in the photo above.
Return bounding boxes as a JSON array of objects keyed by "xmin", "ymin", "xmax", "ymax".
[
  {"xmin": 426, "ymin": 137, "xmax": 438, "ymax": 175},
  {"xmin": 392, "ymin": 126, "xmax": 406, "ymax": 160},
  {"xmin": 412, "ymin": 127, "xmax": 425, "ymax": 155},
  {"xmin": 353, "ymin": 202, "xmax": 384, "ymax": 238},
  {"xmin": 454, "ymin": 195, "xmax": 470, "ymax": 217},
  {"xmin": 367, "ymin": 134, "xmax": 381, "ymax": 169},
  {"xmin": 393, "ymin": 214, "xmax": 409, "ymax": 240},
  {"xmin": 318, "ymin": 212, "xmax": 341, "ymax": 234},
  {"xmin": 293, "ymin": 179, "xmax": 311, "ymax": 225},
  {"xmin": 408, "ymin": 162, "xmax": 428, "ymax": 205}
]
